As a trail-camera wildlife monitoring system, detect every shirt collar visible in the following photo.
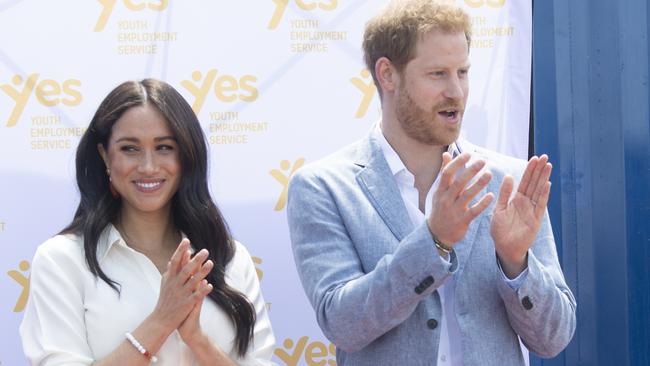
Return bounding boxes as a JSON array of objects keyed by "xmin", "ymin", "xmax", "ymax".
[
  {"xmin": 96, "ymin": 224, "xmax": 127, "ymax": 263},
  {"xmin": 95, "ymin": 223, "xmax": 189, "ymax": 263},
  {"xmin": 372, "ymin": 123, "xmax": 462, "ymax": 179}
]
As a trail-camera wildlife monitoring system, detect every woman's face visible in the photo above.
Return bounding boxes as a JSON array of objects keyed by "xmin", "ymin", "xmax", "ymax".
[{"xmin": 98, "ymin": 103, "xmax": 181, "ymax": 218}]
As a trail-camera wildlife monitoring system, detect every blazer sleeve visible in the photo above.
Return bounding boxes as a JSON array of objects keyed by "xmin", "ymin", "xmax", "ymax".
[
  {"xmin": 287, "ymin": 167, "xmax": 457, "ymax": 353},
  {"xmin": 496, "ymin": 209, "xmax": 577, "ymax": 358}
]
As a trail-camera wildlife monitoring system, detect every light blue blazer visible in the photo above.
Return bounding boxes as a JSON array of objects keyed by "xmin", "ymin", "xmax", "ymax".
[{"xmin": 286, "ymin": 132, "xmax": 577, "ymax": 366}]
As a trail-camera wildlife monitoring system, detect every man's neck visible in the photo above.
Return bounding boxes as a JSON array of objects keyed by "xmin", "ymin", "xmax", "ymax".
[{"xmin": 380, "ymin": 120, "xmax": 446, "ymax": 195}]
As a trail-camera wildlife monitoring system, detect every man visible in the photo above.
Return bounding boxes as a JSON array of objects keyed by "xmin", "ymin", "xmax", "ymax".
[{"xmin": 286, "ymin": 1, "xmax": 576, "ymax": 365}]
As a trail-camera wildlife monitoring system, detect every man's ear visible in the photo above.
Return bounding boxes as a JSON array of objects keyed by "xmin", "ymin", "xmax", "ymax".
[{"xmin": 375, "ymin": 57, "xmax": 399, "ymax": 94}]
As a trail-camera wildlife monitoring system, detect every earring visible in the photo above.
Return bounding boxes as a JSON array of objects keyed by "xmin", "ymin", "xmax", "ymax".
[{"xmin": 106, "ymin": 168, "xmax": 119, "ymax": 198}]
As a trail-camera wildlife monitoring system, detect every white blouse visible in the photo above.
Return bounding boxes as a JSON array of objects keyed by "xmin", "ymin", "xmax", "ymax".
[{"xmin": 20, "ymin": 225, "xmax": 276, "ymax": 365}]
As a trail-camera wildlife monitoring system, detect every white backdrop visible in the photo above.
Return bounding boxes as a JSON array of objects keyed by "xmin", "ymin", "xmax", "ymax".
[{"xmin": 0, "ymin": 1, "xmax": 531, "ymax": 365}]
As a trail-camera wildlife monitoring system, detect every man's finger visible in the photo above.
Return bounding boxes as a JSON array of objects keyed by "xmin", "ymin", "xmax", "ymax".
[
  {"xmin": 517, "ymin": 156, "xmax": 539, "ymax": 195},
  {"xmin": 534, "ymin": 181, "xmax": 551, "ymax": 220},
  {"xmin": 531, "ymin": 163, "xmax": 552, "ymax": 205},
  {"xmin": 496, "ymin": 175, "xmax": 514, "ymax": 211},
  {"xmin": 439, "ymin": 152, "xmax": 471, "ymax": 190},
  {"xmin": 458, "ymin": 171, "xmax": 492, "ymax": 206},
  {"xmin": 525, "ymin": 155, "xmax": 548, "ymax": 197},
  {"xmin": 466, "ymin": 193, "xmax": 494, "ymax": 221},
  {"xmin": 449, "ymin": 159, "xmax": 487, "ymax": 197},
  {"xmin": 441, "ymin": 152, "xmax": 453, "ymax": 171}
]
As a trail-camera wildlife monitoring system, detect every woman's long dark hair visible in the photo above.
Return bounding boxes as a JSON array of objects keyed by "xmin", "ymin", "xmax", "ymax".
[{"xmin": 61, "ymin": 79, "xmax": 255, "ymax": 356}]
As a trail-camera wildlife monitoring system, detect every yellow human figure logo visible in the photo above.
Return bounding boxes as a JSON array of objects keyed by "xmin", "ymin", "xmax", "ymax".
[
  {"xmin": 252, "ymin": 256, "xmax": 264, "ymax": 281},
  {"xmin": 465, "ymin": 0, "xmax": 506, "ymax": 8},
  {"xmin": 268, "ymin": 0, "xmax": 289, "ymax": 29},
  {"xmin": 180, "ymin": 70, "xmax": 218, "ymax": 114},
  {"xmin": 7, "ymin": 260, "xmax": 30, "ymax": 312},
  {"xmin": 270, "ymin": 158, "xmax": 306, "ymax": 211},
  {"xmin": 350, "ymin": 70, "xmax": 376, "ymax": 118}
]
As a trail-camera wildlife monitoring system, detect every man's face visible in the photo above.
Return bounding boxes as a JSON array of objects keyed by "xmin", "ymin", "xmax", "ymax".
[{"xmin": 394, "ymin": 30, "xmax": 470, "ymax": 146}]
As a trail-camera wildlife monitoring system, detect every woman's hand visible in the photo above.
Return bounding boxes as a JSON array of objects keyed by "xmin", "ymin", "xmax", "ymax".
[
  {"xmin": 177, "ymin": 266, "xmax": 214, "ymax": 345},
  {"xmin": 173, "ymin": 243, "xmax": 237, "ymax": 366},
  {"xmin": 150, "ymin": 239, "xmax": 213, "ymax": 334}
]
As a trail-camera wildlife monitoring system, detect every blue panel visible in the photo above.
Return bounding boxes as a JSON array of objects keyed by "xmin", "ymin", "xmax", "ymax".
[
  {"xmin": 531, "ymin": 1, "xmax": 575, "ymax": 365},
  {"xmin": 624, "ymin": 1, "xmax": 650, "ymax": 364},
  {"xmin": 532, "ymin": 0, "xmax": 650, "ymax": 365}
]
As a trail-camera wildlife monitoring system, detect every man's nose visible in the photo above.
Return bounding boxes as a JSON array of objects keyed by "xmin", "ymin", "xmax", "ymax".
[{"xmin": 443, "ymin": 75, "xmax": 465, "ymax": 100}]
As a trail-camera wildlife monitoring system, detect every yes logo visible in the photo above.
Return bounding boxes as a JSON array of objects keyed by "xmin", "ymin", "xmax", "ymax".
[
  {"xmin": 465, "ymin": 0, "xmax": 506, "ymax": 8},
  {"xmin": 1, "ymin": 74, "xmax": 82, "ymax": 127},
  {"xmin": 180, "ymin": 70, "xmax": 259, "ymax": 114},
  {"xmin": 350, "ymin": 69, "xmax": 376, "ymax": 119},
  {"xmin": 268, "ymin": 0, "xmax": 338, "ymax": 30},
  {"xmin": 275, "ymin": 336, "xmax": 336, "ymax": 366},
  {"xmin": 7, "ymin": 260, "xmax": 30, "ymax": 312},
  {"xmin": 94, "ymin": 0, "xmax": 168, "ymax": 32}
]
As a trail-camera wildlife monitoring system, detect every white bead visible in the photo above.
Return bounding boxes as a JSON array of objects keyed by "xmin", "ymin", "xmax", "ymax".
[{"xmin": 125, "ymin": 332, "xmax": 157, "ymax": 362}]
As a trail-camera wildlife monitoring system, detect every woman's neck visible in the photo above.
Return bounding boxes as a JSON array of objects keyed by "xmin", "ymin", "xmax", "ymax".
[{"xmin": 117, "ymin": 206, "xmax": 180, "ymax": 254}]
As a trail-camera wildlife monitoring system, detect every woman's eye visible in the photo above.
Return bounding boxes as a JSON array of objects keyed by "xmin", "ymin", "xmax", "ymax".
[
  {"xmin": 157, "ymin": 144, "xmax": 175, "ymax": 151},
  {"xmin": 120, "ymin": 145, "xmax": 138, "ymax": 152}
]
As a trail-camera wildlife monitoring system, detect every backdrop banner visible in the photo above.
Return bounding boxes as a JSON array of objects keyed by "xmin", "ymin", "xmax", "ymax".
[{"xmin": 0, "ymin": 1, "xmax": 531, "ymax": 365}]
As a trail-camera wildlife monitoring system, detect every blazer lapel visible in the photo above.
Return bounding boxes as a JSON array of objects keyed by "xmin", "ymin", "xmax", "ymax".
[
  {"xmin": 354, "ymin": 134, "xmax": 414, "ymax": 242},
  {"xmin": 350, "ymin": 135, "xmax": 489, "ymax": 266}
]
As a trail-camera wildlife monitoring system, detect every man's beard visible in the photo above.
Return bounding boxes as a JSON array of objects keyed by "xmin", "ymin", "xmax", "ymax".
[{"xmin": 395, "ymin": 86, "xmax": 463, "ymax": 146}]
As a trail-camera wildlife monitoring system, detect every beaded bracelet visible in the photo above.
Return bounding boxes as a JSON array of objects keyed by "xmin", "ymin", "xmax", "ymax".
[{"xmin": 125, "ymin": 332, "xmax": 158, "ymax": 363}]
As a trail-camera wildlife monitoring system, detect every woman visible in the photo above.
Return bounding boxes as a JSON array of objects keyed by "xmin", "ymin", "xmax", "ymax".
[{"xmin": 20, "ymin": 79, "xmax": 275, "ymax": 365}]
